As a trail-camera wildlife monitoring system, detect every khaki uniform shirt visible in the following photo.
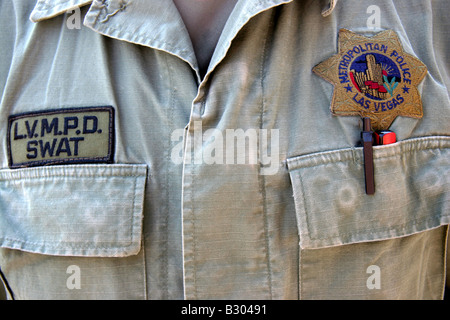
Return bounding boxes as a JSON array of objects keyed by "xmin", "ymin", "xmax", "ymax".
[{"xmin": 0, "ymin": 0, "xmax": 449, "ymax": 299}]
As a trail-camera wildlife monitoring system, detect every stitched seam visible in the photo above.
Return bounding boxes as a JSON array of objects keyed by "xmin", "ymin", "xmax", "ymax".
[
  {"xmin": 307, "ymin": 207, "xmax": 450, "ymax": 243},
  {"xmin": 259, "ymin": 12, "xmax": 273, "ymax": 300},
  {"xmin": 163, "ymin": 53, "xmax": 175, "ymax": 299},
  {"xmin": 287, "ymin": 136, "xmax": 450, "ymax": 170},
  {"xmin": 0, "ymin": 164, "xmax": 146, "ymax": 181},
  {"xmin": 130, "ymin": 170, "xmax": 138, "ymax": 249},
  {"xmin": 0, "ymin": 174, "xmax": 143, "ymax": 182},
  {"xmin": 1, "ymin": 237, "xmax": 134, "ymax": 249},
  {"xmin": 442, "ymin": 226, "xmax": 449, "ymax": 299},
  {"xmin": 192, "ymin": 154, "xmax": 198, "ymax": 299}
]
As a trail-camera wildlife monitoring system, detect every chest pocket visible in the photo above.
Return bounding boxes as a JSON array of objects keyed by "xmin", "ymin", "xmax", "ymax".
[
  {"xmin": 287, "ymin": 136, "xmax": 450, "ymax": 299},
  {"xmin": 0, "ymin": 164, "xmax": 147, "ymax": 299}
]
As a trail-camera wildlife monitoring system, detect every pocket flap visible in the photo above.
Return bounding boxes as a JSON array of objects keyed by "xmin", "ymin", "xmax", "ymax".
[
  {"xmin": 0, "ymin": 164, "xmax": 147, "ymax": 257},
  {"xmin": 287, "ymin": 136, "xmax": 450, "ymax": 249}
]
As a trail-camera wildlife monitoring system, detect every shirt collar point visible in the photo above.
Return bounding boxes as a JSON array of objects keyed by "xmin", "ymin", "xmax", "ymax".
[{"xmin": 30, "ymin": 0, "xmax": 93, "ymax": 23}]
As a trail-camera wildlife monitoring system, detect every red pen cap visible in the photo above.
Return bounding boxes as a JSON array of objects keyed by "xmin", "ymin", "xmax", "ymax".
[{"xmin": 376, "ymin": 131, "xmax": 396, "ymax": 145}]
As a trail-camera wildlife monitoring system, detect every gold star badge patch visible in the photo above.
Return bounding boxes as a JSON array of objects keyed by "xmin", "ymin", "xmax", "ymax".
[{"xmin": 313, "ymin": 29, "xmax": 428, "ymax": 131}]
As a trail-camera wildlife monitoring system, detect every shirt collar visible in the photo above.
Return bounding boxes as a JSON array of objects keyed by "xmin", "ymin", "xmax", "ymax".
[
  {"xmin": 30, "ymin": 0, "xmax": 93, "ymax": 22},
  {"xmin": 31, "ymin": 0, "xmax": 339, "ymax": 22},
  {"xmin": 83, "ymin": 0, "xmax": 297, "ymax": 80},
  {"xmin": 30, "ymin": 0, "xmax": 338, "ymax": 81}
]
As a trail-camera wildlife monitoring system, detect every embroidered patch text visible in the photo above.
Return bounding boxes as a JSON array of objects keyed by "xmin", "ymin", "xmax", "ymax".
[{"xmin": 7, "ymin": 106, "xmax": 114, "ymax": 168}]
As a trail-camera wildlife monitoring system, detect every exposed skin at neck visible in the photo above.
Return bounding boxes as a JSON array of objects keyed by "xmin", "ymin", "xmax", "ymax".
[{"xmin": 173, "ymin": 0, "xmax": 238, "ymax": 78}]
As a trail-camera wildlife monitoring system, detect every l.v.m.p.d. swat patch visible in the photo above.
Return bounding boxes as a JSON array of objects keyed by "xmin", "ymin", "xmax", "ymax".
[{"xmin": 7, "ymin": 106, "xmax": 114, "ymax": 168}]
